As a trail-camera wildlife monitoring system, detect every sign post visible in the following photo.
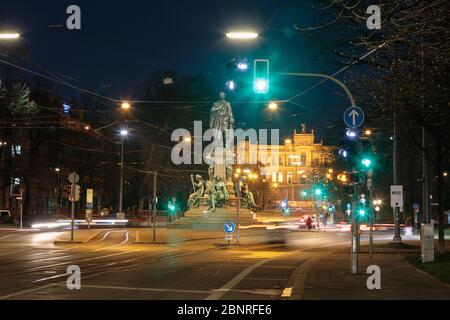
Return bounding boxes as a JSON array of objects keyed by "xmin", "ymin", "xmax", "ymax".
[
  {"xmin": 224, "ymin": 221, "xmax": 236, "ymax": 246},
  {"xmin": 391, "ymin": 185, "xmax": 403, "ymax": 243},
  {"xmin": 68, "ymin": 172, "xmax": 80, "ymax": 242}
]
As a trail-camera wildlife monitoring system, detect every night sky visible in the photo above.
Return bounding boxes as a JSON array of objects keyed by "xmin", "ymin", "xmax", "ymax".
[{"xmin": 1, "ymin": 0, "xmax": 353, "ymax": 138}]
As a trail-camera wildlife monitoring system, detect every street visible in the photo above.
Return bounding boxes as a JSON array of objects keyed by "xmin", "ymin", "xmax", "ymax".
[{"xmin": 0, "ymin": 226, "xmax": 448, "ymax": 300}]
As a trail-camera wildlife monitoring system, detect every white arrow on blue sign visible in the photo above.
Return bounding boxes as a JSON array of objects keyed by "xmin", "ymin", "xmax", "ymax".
[
  {"xmin": 223, "ymin": 221, "xmax": 236, "ymax": 234},
  {"xmin": 344, "ymin": 106, "xmax": 365, "ymax": 128}
]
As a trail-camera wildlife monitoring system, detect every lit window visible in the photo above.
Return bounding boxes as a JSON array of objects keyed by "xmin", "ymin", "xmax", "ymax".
[
  {"xmin": 301, "ymin": 153, "xmax": 307, "ymax": 165},
  {"xmin": 278, "ymin": 173, "xmax": 284, "ymax": 183},
  {"xmin": 11, "ymin": 145, "xmax": 21, "ymax": 156},
  {"xmin": 287, "ymin": 172, "xmax": 293, "ymax": 184},
  {"xmin": 272, "ymin": 173, "xmax": 277, "ymax": 182}
]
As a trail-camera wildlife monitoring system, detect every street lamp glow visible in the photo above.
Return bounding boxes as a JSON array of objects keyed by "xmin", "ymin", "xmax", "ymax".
[
  {"xmin": 0, "ymin": 33, "xmax": 20, "ymax": 40},
  {"xmin": 226, "ymin": 32, "xmax": 258, "ymax": 40},
  {"xmin": 184, "ymin": 136, "xmax": 192, "ymax": 143},
  {"xmin": 268, "ymin": 102, "xmax": 279, "ymax": 111},
  {"xmin": 119, "ymin": 129, "xmax": 129, "ymax": 137},
  {"xmin": 121, "ymin": 101, "xmax": 131, "ymax": 110}
]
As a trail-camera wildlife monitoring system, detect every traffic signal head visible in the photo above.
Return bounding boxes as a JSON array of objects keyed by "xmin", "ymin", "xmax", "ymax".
[
  {"xmin": 362, "ymin": 158, "xmax": 372, "ymax": 168},
  {"xmin": 253, "ymin": 59, "xmax": 269, "ymax": 94},
  {"xmin": 315, "ymin": 189, "xmax": 322, "ymax": 196}
]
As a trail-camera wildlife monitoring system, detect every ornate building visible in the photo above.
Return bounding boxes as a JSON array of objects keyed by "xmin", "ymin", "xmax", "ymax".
[{"xmin": 235, "ymin": 125, "xmax": 336, "ymax": 208}]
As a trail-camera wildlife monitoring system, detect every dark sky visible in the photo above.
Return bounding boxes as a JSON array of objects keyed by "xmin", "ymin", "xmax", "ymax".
[{"xmin": 0, "ymin": 0, "xmax": 353, "ymax": 138}]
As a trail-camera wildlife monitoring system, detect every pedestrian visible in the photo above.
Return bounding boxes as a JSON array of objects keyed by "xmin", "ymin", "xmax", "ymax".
[{"xmin": 306, "ymin": 216, "xmax": 313, "ymax": 230}]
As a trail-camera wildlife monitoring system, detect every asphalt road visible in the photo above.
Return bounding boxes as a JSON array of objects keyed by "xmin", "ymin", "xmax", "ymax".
[{"xmin": 0, "ymin": 226, "xmax": 434, "ymax": 300}]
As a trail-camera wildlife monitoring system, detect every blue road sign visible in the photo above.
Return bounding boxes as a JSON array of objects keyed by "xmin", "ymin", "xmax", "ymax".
[
  {"xmin": 223, "ymin": 221, "xmax": 236, "ymax": 234},
  {"xmin": 344, "ymin": 107, "xmax": 365, "ymax": 128}
]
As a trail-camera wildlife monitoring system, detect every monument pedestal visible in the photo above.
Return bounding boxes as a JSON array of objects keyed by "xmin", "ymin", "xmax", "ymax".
[{"xmin": 168, "ymin": 196, "xmax": 258, "ymax": 230}]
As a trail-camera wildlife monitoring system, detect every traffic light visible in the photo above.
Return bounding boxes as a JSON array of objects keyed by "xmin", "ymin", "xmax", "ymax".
[
  {"xmin": 302, "ymin": 190, "xmax": 308, "ymax": 198},
  {"xmin": 361, "ymin": 158, "xmax": 372, "ymax": 168},
  {"xmin": 253, "ymin": 59, "xmax": 269, "ymax": 94}
]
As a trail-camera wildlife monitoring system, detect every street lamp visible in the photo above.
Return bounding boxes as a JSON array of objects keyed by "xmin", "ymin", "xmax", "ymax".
[
  {"xmin": 0, "ymin": 33, "xmax": 20, "ymax": 40},
  {"xmin": 268, "ymin": 102, "xmax": 279, "ymax": 111},
  {"xmin": 121, "ymin": 101, "xmax": 131, "ymax": 111},
  {"xmin": 118, "ymin": 129, "xmax": 129, "ymax": 215},
  {"xmin": 226, "ymin": 32, "xmax": 258, "ymax": 40}
]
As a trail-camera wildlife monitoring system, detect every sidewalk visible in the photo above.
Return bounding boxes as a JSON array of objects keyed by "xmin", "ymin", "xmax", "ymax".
[{"xmin": 301, "ymin": 248, "xmax": 450, "ymax": 300}]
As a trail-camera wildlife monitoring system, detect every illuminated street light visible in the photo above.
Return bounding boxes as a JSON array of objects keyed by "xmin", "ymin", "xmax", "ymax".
[
  {"xmin": 121, "ymin": 101, "xmax": 131, "ymax": 110},
  {"xmin": 84, "ymin": 125, "xmax": 91, "ymax": 131},
  {"xmin": 365, "ymin": 129, "xmax": 372, "ymax": 136},
  {"xmin": 120, "ymin": 129, "xmax": 129, "ymax": 137},
  {"xmin": 184, "ymin": 136, "xmax": 192, "ymax": 143},
  {"xmin": 0, "ymin": 33, "xmax": 20, "ymax": 40},
  {"xmin": 285, "ymin": 139, "xmax": 292, "ymax": 144},
  {"xmin": 55, "ymin": 168, "xmax": 61, "ymax": 173},
  {"xmin": 226, "ymin": 32, "xmax": 258, "ymax": 40},
  {"xmin": 268, "ymin": 102, "xmax": 279, "ymax": 111}
]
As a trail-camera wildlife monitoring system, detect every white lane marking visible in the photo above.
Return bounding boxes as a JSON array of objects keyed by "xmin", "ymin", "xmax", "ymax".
[
  {"xmin": 0, "ymin": 283, "xmax": 57, "ymax": 300},
  {"xmin": 0, "ymin": 233, "xmax": 20, "ymax": 241},
  {"xmin": 93, "ymin": 232, "xmax": 130, "ymax": 252},
  {"xmin": 90, "ymin": 230, "xmax": 127, "ymax": 245},
  {"xmin": 0, "ymin": 249, "xmax": 29, "ymax": 257},
  {"xmin": 28, "ymin": 250, "xmax": 141, "ymax": 272},
  {"xmin": 205, "ymin": 259, "xmax": 269, "ymax": 300},
  {"xmin": 59, "ymin": 284, "xmax": 212, "ymax": 295}
]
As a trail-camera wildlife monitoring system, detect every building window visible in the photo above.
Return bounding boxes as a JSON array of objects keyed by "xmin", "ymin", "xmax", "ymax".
[
  {"xmin": 278, "ymin": 173, "xmax": 283, "ymax": 183},
  {"xmin": 301, "ymin": 153, "xmax": 307, "ymax": 165},
  {"xmin": 287, "ymin": 172, "xmax": 293, "ymax": 184},
  {"xmin": 272, "ymin": 173, "xmax": 277, "ymax": 182},
  {"xmin": 11, "ymin": 145, "xmax": 21, "ymax": 156}
]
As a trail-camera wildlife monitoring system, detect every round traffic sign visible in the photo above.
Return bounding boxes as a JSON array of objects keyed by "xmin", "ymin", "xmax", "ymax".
[
  {"xmin": 68, "ymin": 172, "xmax": 80, "ymax": 184},
  {"xmin": 223, "ymin": 221, "xmax": 236, "ymax": 234},
  {"xmin": 344, "ymin": 107, "xmax": 365, "ymax": 128}
]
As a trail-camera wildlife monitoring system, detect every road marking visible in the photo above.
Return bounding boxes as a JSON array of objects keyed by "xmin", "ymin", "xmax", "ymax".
[
  {"xmin": 0, "ymin": 233, "xmax": 20, "ymax": 241},
  {"xmin": 28, "ymin": 250, "xmax": 140, "ymax": 271},
  {"xmin": 281, "ymin": 287, "xmax": 292, "ymax": 298},
  {"xmin": 205, "ymin": 259, "xmax": 269, "ymax": 300},
  {"xmin": 58, "ymin": 284, "xmax": 211, "ymax": 294},
  {"xmin": 93, "ymin": 232, "xmax": 130, "ymax": 252},
  {"xmin": 0, "ymin": 283, "xmax": 57, "ymax": 300},
  {"xmin": 0, "ymin": 249, "xmax": 28, "ymax": 257}
]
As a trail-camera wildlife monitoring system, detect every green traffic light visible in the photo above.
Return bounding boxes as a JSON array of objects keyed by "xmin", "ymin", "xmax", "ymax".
[
  {"xmin": 359, "ymin": 209, "xmax": 366, "ymax": 216},
  {"xmin": 315, "ymin": 189, "xmax": 322, "ymax": 196},
  {"xmin": 302, "ymin": 190, "xmax": 308, "ymax": 197},
  {"xmin": 362, "ymin": 158, "xmax": 372, "ymax": 168}
]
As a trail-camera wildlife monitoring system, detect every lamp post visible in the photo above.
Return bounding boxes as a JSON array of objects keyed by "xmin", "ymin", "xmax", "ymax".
[{"xmin": 118, "ymin": 129, "xmax": 128, "ymax": 215}]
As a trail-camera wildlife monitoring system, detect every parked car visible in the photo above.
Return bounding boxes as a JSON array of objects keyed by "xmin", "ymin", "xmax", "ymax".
[{"xmin": 0, "ymin": 210, "xmax": 12, "ymax": 224}]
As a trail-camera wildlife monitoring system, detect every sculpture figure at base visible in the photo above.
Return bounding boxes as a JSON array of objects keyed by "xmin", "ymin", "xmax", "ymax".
[
  {"xmin": 188, "ymin": 174, "xmax": 205, "ymax": 209},
  {"xmin": 206, "ymin": 176, "xmax": 229, "ymax": 212},
  {"xmin": 241, "ymin": 183, "xmax": 257, "ymax": 210}
]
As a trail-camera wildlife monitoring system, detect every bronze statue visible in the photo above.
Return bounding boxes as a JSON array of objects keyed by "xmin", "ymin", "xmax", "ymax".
[
  {"xmin": 241, "ymin": 183, "xmax": 257, "ymax": 210},
  {"xmin": 188, "ymin": 174, "xmax": 205, "ymax": 209}
]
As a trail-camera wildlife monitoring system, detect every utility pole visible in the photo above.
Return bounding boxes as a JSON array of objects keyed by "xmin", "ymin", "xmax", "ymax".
[
  {"xmin": 392, "ymin": 97, "xmax": 402, "ymax": 243},
  {"xmin": 422, "ymin": 127, "xmax": 430, "ymax": 224},
  {"xmin": 153, "ymin": 171, "xmax": 157, "ymax": 243},
  {"xmin": 118, "ymin": 137, "xmax": 124, "ymax": 214}
]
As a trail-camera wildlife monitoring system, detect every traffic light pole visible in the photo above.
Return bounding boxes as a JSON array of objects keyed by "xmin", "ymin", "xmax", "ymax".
[
  {"xmin": 351, "ymin": 184, "xmax": 359, "ymax": 274},
  {"xmin": 153, "ymin": 171, "xmax": 157, "ymax": 243},
  {"xmin": 71, "ymin": 180, "xmax": 75, "ymax": 242}
]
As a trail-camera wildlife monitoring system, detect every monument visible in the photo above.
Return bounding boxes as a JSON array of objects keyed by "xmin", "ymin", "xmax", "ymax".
[{"xmin": 169, "ymin": 93, "xmax": 258, "ymax": 230}]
